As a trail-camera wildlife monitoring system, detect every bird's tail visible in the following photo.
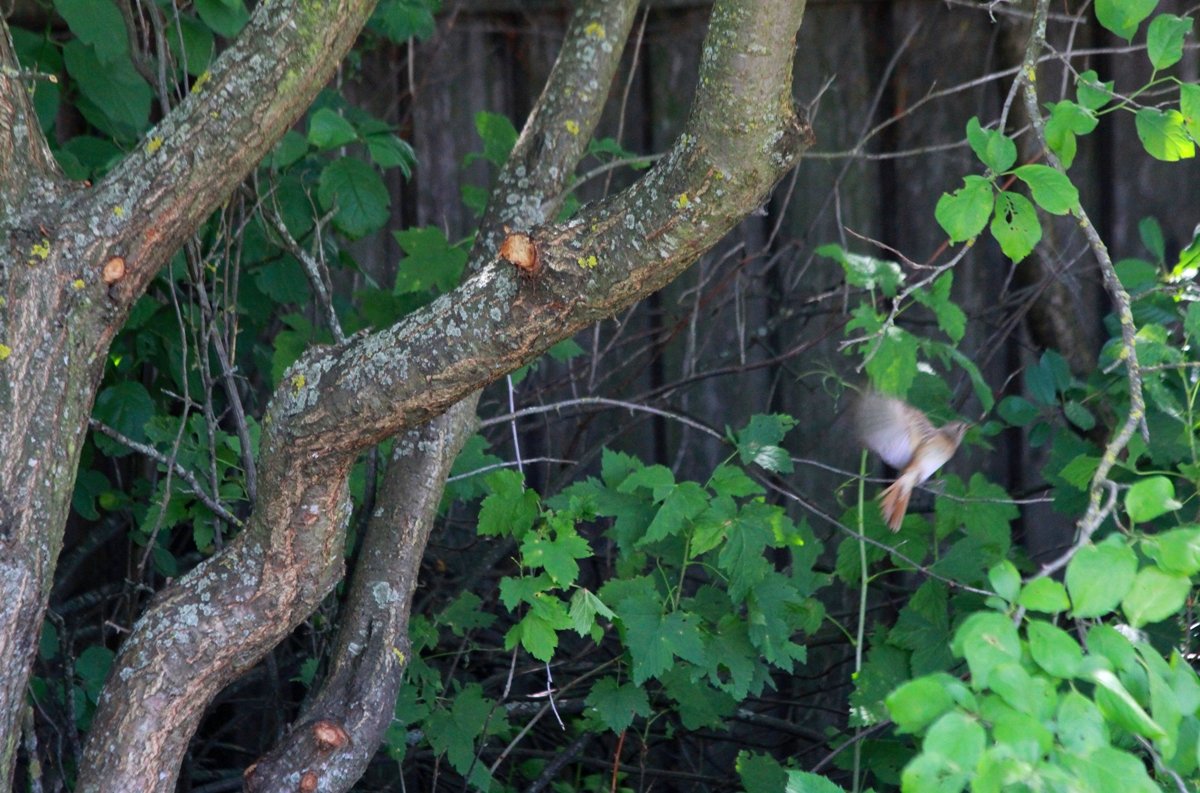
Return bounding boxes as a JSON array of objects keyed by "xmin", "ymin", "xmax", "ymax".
[{"xmin": 879, "ymin": 474, "xmax": 915, "ymax": 532}]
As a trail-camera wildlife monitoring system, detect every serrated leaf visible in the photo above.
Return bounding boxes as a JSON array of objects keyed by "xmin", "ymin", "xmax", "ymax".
[
  {"xmin": 1135, "ymin": 108, "xmax": 1196, "ymax": 162},
  {"xmin": 1146, "ymin": 14, "xmax": 1193, "ymax": 70},
  {"xmin": 586, "ymin": 677, "xmax": 650, "ymax": 733},
  {"xmin": 1125, "ymin": 475, "xmax": 1181, "ymax": 522},
  {"xmin": 317, "ymin": 158, "xmax": 391, "ymax": 238},
  {"xmin": 865, "ymin": 325, "xmax": 918, "ymax": 397},
  {"xmin": 477, "ymin": 469, "xmax": 539, "ymax": 538},
  {"xmin": 194, "ymin": 0, "xmax": 250, "ymax": 38},
  {"xmin": 935, "ymin": 174, "xmax": 994, "ymax": 243},
  {"xmin": 1013, "ymin": 164, "xmax": 1079, "ymax": 215},
  {"xmin": 1095, "ymin": 0, "xmax": 1157, "ymax": 40},
  {"xmin": 468, "ymin": 111, "xmax": 518, "ymax": 168},
  {"xmin": 520, "ymin": 528, "xmax": 590, "ymax": 586},
  {"xmin": 568, "ymin": 588, "xmax": 613, "ymax": 636},
  {"xmin": 816, "ymin": 243, "xmax": 904, "ymax": 295},
  {"xmin": 392, "ymin": 226, "xmax": 468, "ymax": 294},
  {"xmin": 990, "ymin": 190, "xmax": 1042, "ymax": 263}
]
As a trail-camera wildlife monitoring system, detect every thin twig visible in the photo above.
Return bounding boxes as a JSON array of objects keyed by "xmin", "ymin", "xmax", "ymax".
[{"xmin": 88, "ymin": 419, "xmax": 243, "ymax": 527}]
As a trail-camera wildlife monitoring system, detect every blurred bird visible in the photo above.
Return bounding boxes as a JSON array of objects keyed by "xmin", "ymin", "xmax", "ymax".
[{"xmin": 855, "ymin": 392, "xmax": 968, "ymax": 531}]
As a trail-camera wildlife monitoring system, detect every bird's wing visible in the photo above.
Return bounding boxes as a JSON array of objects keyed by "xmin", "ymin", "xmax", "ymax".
[{"xmin": 855, "ymin": 392, "xmax": 933, "ymax": 469}]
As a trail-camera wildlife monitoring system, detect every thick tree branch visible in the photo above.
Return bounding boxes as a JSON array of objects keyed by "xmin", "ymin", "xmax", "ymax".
[
  {"xmin": 79, "ymin": 0, "xmax": 810, "ymax": 789},
  {"xmin": 77, "ymin": 0, "xmax": 379, "ymax": 311},
  {"xmin": 0, "ymin": 18, "xmax": 61, "ymax": 209},
  {"xmin": 245, "ymin": 1, "xmax": 641, "ymax": 787}
]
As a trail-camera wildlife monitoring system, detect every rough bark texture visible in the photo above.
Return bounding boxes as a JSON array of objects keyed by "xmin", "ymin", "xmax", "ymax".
[
  {"xmin": 1, "ymin": 0, "xmax": 379, "ymax": 785},
  {"xmin": 245, "ymin": 1, "xmax": 640, "ymax": 788},
  {"xmin": 79, "ymin": 0, "xmax": 809, "ymax": 788},
  {"xmin": 4, "ymin": 0, "xmax": 808, "ymax": 787}
]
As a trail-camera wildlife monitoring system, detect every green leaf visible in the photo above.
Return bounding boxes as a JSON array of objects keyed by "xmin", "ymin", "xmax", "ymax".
[
  {"xmin": 885, "ymin": 676, "xmax": 956, "ymax": 733},
  {"xmin": 366, "ymin": 133, "xmax": 416, "ymax": 177},
  {"xmin": 1122, "ymin": 566, "xmax": 1191, "ymax": 627},
  {"xmin": 1056, "ymin": 690, "xmax": 1109, "ymax": 754},
  {"xmin": 468, "ymin": 111, "xmax": 518, "ymax": 168},
  {"xmin": 92, "ymin": 381, "xmax": 156, "ymax": 455},
  {"xmin": 1135, "ymin": 108, "xmax": 1196, "ymax": 162},
  {"xmin": 505, "ymin": 592, "xmax": 572, "ymax": 661},
  {"xmin": 425, "ymin": 684, "xmax": 499, "ymax": 783},
  {"xmin": 990, "ymin": 191, "xmax": 1042, "ymax": 263},
  {"xmin": 891, "ymin": 581, "xmax": 955, "ymax": 673},
  {"xmin": 307, "ymin": 108, "xmax": 359, "ymax": 149},
  {"xmin": 567, "ymin": 588, "xmax": 613, "ymax": 636},
  {"xmin": 1076, "ymin": 69, "xmax": 1114, "ymax": 111},
  {"xmin": 392, "ymin": 226, "xmax": 468, "ymax": 294},
  {"xmin": 271, "ymin": 130, "xmax": 309, "ymax": 171},
  {"xmin": 53, "ymin": 0, "xmax": 126, "ymax": 62},
  {"xmin": 734, "ymin": 414, "xmax": 797, "ymax": 473},
  {"xmin": 1063, "ymin": 746, "xmax": 1159, "ymax": 793},
  {"xmin": 167, "ymin": 15, "xmax": 214, "ymax": 77},
  {"xmin": 477, "ymin": 469, "xmax": 539, "ymax": 538},
  {"xmin": 997, "ymin": 395, "xmax": 1038, "ymax": 426},
  {"xmin": 1026, "ymin": 620, "xmax": 1083, "ymax": 678},
  {"xmin": 784, "ymin": 769, "xmax": 849, "ymax": 793},
  {"xmin": 1125, "ymin": 475, "xmax": 1181, "ymax": 522},
  {"xmin": 924, "ymin": 710, "xmax": 985, "ymax": 771},
  {"xmin": 816, "ymin": 244, "xmax": 903, "ymax": 295},
  {"xmin": 586, "ymin": 677, "xmax": 650, "ymax": 733},
  {"xmin": 1095, "ymin": 0, "xmax": 1157, "ymax": 40},
  {"xmin": 438, "ymin": 591, "xmax": 495, "ymax": 636},
  {"xmin": 987, "ymin": 560, "xmax": 1021, "ymax": 602},
  {"xmin": 736, "ymin": 751, "xmax": 787, "ymax": 793},
  {"xmin": 520, "ymin": 527, "xmax": 590, "ymax": 586},
  {"xmin": 1142, "ymin": 526, "xmax": 1200, "ymax": 575},
  {"xmin": 372, "ymin": 0, "xmax": 438, "ymax": 42},
  {"xmin": 951, "ymin": 611, "xmax": 1021, "ymax": 689},
  {"xmin": 612, "ymin": 588, "xmax": 705, "ymax": 685},
  {"xmin": 1139, "ymin": 216, "xmax": 1166, "ymax": 262},
  {"xmin": 1181, "ymin": 83, "xmax": 1200, "ymax": 142},
  {"xmin": 911, "ymin": 273, "xmax": 966, "ymax": 343},
  {"xmin": 1063, "ymin": 400, "xmax": 1096, "ymax": 431},
  {"xmin": 1088, "ymin": 668, "xmax": 1167, "ymax": 740},
  {"xmin": 1044, "ymin": 101, "xmax": 1098, "ymax": 169},
  {"xmin": 63, "ymin": 41, "xmax": 151, "ymax": 141},
  {"xmin": 317, "ymin": 158, "xmax": 391, "ymax": 238},
  {"xmin": 194, "ymin": 0, "xmax": 250, "ymax": 38},
  {"xmin": 1067, "ymin": 536, "xmax": 1138, "ymax": 617},
  {"xmin": 901, "ymin": 752, "xmax": 968, "ymax": 793},
  {"xmin": 965, "ymin": 116, "xmax": 1017, "ymax": 173},
  {"xmin": 76, "ymin": 645, "xmax": 115, "ymax": 703},
  {"xmin": 865, "ymin": 326, "xmax": 919, "ymax": 397},
  {"xmin": 1017, "ymin": 578, "xmax": 1070, "ymax": 614},
  {"xmin": 935, "ymin": 175, "xmax": 994, "ymax": 243},
  {"xmin": 1012, "ymin": 164, "xmax": 1079, "ymax": 216},
  {"xmin": 640, "ymin": 481, "xmax": 708, "ymax": 545},
  {"xmin": 1146, "ymin": 14, "xmax": 1193, "ymax": 70}
]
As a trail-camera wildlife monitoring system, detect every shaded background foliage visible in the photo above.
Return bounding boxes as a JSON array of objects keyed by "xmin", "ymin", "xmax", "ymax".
[{"xmin": 8, "ymin": 0, "xmax": 1200, "ymax": 790}]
